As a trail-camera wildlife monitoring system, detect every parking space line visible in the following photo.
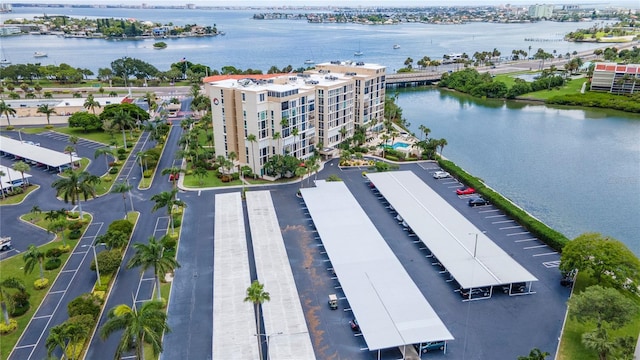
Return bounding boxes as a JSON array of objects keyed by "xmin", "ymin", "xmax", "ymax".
[
  {"xmin": 60, "ymin": 269, "xmax": 77, "ymax": 273},
  {"xmin": 533, "ymin": 252, "xmax": 558, "ymax": 257},
  {"xmin": 524, "ymin": 245, "xmax": 548, "ymax": 249},
  {"xmin": 479, "ymin": 209, "xmax": 500, "ymax": 213},
  {"xmin": 13, "ymin": 344, "xmax": 36, "ymax": 350},
  {"xmin": 499, "ymin": 225, "xmax": 522, "ymax": 230},
  {"xmin": 506, "ymin": 231, "xmax": 530, "ymax": 236},
  {"xmin": 32, "ymin": 315, "xmax": 52, "ymax": 320},
  {"xmin": 48, "ymin": 290, "xmax": 66, "ymax": 295},
  {"xmin": 491, "ymin": 220, "xmax": 514, "ymax": 224},
  {"xmin": 485, "ymin": 214, "xmax": 506, "ymax": 218},
  {"xmin": 515, "ymin": 238, "xmax": 538, "ymax": 242},
  {"xmin": 543, "ymin": 260, "xmax": 561, "ymax": 268}
]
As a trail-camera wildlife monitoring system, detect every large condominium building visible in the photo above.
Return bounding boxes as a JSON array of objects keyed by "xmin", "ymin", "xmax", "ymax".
[
  {"xmin": 205, "ymin": 61, "xmax": 386, "ymax": 176},
  {"xmin": 590, "ymin": 63, "xmax": 640, "ymax": 95}
]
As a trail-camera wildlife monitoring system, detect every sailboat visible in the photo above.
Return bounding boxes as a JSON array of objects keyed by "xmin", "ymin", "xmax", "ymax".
[
  {"xmin": 0, "ymin": 46, "xmax": 10, "ymax": 66},
  {"xmin": 354, "ymin": 43, "xmax": 363, "ymax": 56},
  {"xmin": 354, "ymin": 41, "xmax": 363, "ymax": 56}
]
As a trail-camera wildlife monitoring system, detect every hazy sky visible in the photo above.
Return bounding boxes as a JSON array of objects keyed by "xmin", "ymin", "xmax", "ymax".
[{"xmin": 8, "ymin": 0, "xmax": 639, "ymax": 7}]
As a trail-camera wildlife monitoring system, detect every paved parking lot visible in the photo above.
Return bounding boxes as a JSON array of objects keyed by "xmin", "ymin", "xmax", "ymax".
[{"xmin": 267, "ymin": 159, "xmax": 570, "ymax": 360}]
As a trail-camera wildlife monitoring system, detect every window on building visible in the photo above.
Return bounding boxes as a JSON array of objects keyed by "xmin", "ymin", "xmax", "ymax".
[{"xmin": 242, "ymin": 93, "xmax": 246, "ymax": 102}]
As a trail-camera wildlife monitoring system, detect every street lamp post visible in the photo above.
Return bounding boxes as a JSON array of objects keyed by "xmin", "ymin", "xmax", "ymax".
[
  {"xmin": 92, "ymin": 244, "xmax": 101, "ymax": 287},
  {"xmin": 127, "ymin": 178, "xmax": 135, "ymax": 213}
]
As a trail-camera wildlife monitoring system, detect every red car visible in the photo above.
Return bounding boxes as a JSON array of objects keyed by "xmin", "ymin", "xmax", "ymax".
[
  {"xmin": 456, "ymin": 187, "xmax": 475, "ymax": 195},
  {"xmin": 169, "ymin": 173, "xmax": 180, "ymax": 181}
]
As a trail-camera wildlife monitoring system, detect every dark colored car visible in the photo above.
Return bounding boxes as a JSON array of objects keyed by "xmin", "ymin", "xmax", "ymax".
[
  {"xmin": 498, "ymin": 282, "xmax": 526, "ymax": 294},
  {"xmin": 468, "ymin": 197, "xmax": 489, "ymax": 207},
  {"xmin": 349, "ymin": 319, "xmax": 360, "ymax": 332},
  {"xmin": 456, "ymin": 187, "xmax": 476, "ymax": 195},
  {"xmin": 459, "ymin": 287, "xmax": 490, "ymax": 298},
  {"xmin": 414, "ymin": 341, "xmax": 446, "ymax": 353}
]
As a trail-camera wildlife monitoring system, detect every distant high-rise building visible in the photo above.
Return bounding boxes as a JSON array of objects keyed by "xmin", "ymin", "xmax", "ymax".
[{"xmin": 528, "ymin": 4, "xmax": 554, "ymax": 19}]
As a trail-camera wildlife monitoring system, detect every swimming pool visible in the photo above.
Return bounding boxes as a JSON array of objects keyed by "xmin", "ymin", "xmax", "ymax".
[
  {"xmin": 381, "ymin": 142, "xmax": 411, "ymax": 150},
  {"xmin": 392, "ymin": 142, "xmax": 410, "ymax": 149}
]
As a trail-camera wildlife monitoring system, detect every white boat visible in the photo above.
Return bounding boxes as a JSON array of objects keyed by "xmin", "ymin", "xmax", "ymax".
[
  {"xmin": 0, "ymin": 59, "xmax": 10, "ymax": 66},
  {"xmin": 33, "ymin": 51, "xmax": 47, "ymax": 57},
  {"xmin": 393, "ymin": 44, "xmax": 401, "ymax": 49},
  {"xmin": 354, "ymin": 51, "xmax": 363, "ymax": 56},
  {"xmin": 304, "ymin": 59, "xmax": 315, "ymax": 64}
]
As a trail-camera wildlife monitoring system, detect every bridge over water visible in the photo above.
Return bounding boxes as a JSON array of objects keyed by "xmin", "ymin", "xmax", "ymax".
[{"xmin": 385, "ymin": 71, "xmax": 443, "ymax": 87}]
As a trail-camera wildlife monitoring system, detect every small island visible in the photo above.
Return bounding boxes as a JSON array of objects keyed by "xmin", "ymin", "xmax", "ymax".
[{"xmin": 153, "ymin": 41, "xmax": 167, "ymax": 49}]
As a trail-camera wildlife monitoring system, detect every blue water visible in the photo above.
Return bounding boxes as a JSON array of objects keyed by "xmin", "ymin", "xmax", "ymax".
[
  {"xmin": 398, "ymin": 89, "xmax": 640, "ymax": 254},
  {"xmin": 2, "ymin": 7, "xmax": 638, "ymax": 253},
  {"xmin": 393, "ymin": 142, "xmax": 410, "ymax": 149}
]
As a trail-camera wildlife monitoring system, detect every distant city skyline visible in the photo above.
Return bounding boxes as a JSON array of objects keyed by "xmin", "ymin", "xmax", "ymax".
[{"xmin": 7, "ymin": 0, "xmax": 640, "ymax": 7}]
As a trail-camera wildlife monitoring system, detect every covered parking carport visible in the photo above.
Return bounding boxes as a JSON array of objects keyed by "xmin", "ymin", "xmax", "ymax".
[
  {"xmin": 366, "ymin": 171, "xmax": 538, "ymax": 300},
  {"xmin": 301, "ymin": 180, "xmax": 454, "ymax": 359},
  {"xmin": 0, "ymin": 136, "xmax": 81, "ymax": 172}
]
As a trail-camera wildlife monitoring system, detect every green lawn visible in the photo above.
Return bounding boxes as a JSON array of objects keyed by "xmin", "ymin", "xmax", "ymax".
[
  {"xmin": 0, "ymin": 185, "xmax": 39, "ymax": 206},
  {"xmin": 557, "ymin": 272, "xmax": 640, "ymax": 360},
  {"xmin": 55, "ymin": 127, "xmax": 141, "ymax": 149},
  {"xmin": 0, "ymin": 214, "xmax": 90, "ymax": 359},
  {"xmin": 523, "ymin": 77, "xmax": 589, "ymax": 100},
  {"xmin": 183, "ymin": 171, "xmax": 243, "ymax": 188}
]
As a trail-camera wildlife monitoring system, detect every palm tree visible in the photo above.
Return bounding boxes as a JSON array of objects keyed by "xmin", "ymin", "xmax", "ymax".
[
  {"xmin": 246, "ymin": 134, "xmax": 257, "ymax": 178},
  {"xmin": 272, "ymin": 131, "xmax": 281, "ymax": 157},
  {"xmin": 437, "ymin": 138, "xmax": 448, "ymax": 158},
  {"xmin": 111, "ymin": 181, "xmax": 134, "ymax": 218},
  {"xmin": 69, "ymin": 135, "xmax": 79, "ymax": 155},
  {"xmin": 12, "ymin": 161, "xmax": 30, "ymax": 189},
  {"xmin": 100, "ymin": 300, "xmax": 170, "ymax": 360},
  {"xmin": 37, "ymin": 104, "xmax": 57, "ymax": 126},
  {"xmin": 110, "ymin": 109, "xmax": 135, "ymax": 150},
  {"xmin": 517, "ymin": 348, "xmax": 550, "ymax": 360},
  {"xmin": 51, "ymin": 170, "xmax": 100, "ymax": 217},
  {"xmin": 1, "ymin": 277, "xmax": 26, "ymax": 325},
  {"xmin": 46, "ymin": 320, "xmax": 90, "ymax": 360},
  {"xmin": 127, "ymin": 235, "xmax": 180, "ymax": 301},
  {"xmin": 418, "ymin": 125, "xmax": 431, "ymax": 140},
  {"xmin": 23, "ymin": 244, "xmax": 46, "ymax": 280},
  {"xmin": 150, "ymin": 189, "xmax": 185, "ymax": 234},
  {"xmin": 47, "ymin": 218, "xmax": 68, "ymax": 246},
  {"xmin": 582, "ymin": 325, "xmax": 615, "ymax": 360},
  {"xmin": 193, "ymin": 165, "xmax": 208, "ymax": 185},
  {"xmin": 83, "ymin": 94, "xmax": 101, "ymax": 114},
  {"xmin": 0, "ymin": 170, "xmax": 5, "ymax": 199},
  {"xmin": 64, "ymin": 145, "xmax": 76, "ymax": 166},
  {"xmin": 0, "ymin": 100, "xmax": 17, "ymax": 127},
  {"xmin": 94, "ymin": 147, "xmax": 115, "ymax": 169},
  {"xmin": 244, "ymin": 280, "xmax": 270, "ymax": 360},
  {"xmin": 161, "ymin": 167, "xmax": 182, "ymax": 189}
]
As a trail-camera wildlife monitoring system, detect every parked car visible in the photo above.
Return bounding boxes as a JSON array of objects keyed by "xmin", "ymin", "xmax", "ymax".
[
  {"xmin": 414, "ymin": 341, "xmax": 446, "ymax": 353},
  {"xmin": 0, "ymin": 237, "xmax": 11, "ymax": 251},
  {"xmin": 433, "ymin": 171, "xmax": 450, "ymax": 179},
  {"xmin": 498, "ymin": 282, "xmax": 526, "ymax": 294},
  {"xmin": 459, "ymin": 287, "xmax": 489, "ymax": 298},
  {"xmin": 349, "ymin": 319, "xmax": 360, "ymax": 332},
  {"xmin": 468, "ymin": 197, "xmax": 489, "ymax": 207},
  {"xmin": 456, "ymin": 187, "xmax": 476, "ymax": 195}
]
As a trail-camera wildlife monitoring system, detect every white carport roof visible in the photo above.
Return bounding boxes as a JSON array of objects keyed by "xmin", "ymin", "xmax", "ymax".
[
  {"xmin": 246, "ymin": 191, "xmax": 315, "ymax": 360},
  {"xmin": 0, "ymin": 136, "xmax": 81, "ymax": 168},
  {"xmin": 0, "ymin": 165, "xmax": 32, "ymax": 187},
  {"xmin": 212, "ymin": 192, "xmax": 259, "ymax": 360},
  {"xmin": 366, "ymin": 171, "xmax": 538, "ymax": 289},
  {"xmin": 301, "ymin": 181, "xmax": 453, "ymax": 352}
]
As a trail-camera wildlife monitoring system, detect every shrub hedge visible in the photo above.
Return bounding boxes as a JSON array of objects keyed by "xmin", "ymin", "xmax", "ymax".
[
  {"xmin": 90, "ymin": 249, "xmax": 123, "ymax": 275},
  {"xmin": 108, "ymin": 219, "xmax": 134, "ymax": 236},
  {"xmin": 438, "ymin": 158, "xmax": 569, "ymax": 251},
  {"xmin": 44, "ymin": 258, "xmax": 62, "ymax": 270}
]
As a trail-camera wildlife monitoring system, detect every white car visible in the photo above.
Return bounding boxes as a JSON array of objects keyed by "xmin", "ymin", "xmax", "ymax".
[{"xmin": 433, "ymin": 171, "xmax": 450, "ymax": 179}]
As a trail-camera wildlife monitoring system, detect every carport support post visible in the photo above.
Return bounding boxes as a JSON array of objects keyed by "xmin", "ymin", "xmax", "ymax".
[{"xmin": 473, "ymin": 233, "xmax": 478, "ymax": 258}]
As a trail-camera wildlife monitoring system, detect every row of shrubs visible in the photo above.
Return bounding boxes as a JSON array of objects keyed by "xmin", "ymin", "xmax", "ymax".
[
  {"xmin": 546, "ymin": 92, "xmax": 640, "ymax": 113},
  {"xmin": 438, "ymin": 158, "xmax": 569, "ymax": 251}
]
